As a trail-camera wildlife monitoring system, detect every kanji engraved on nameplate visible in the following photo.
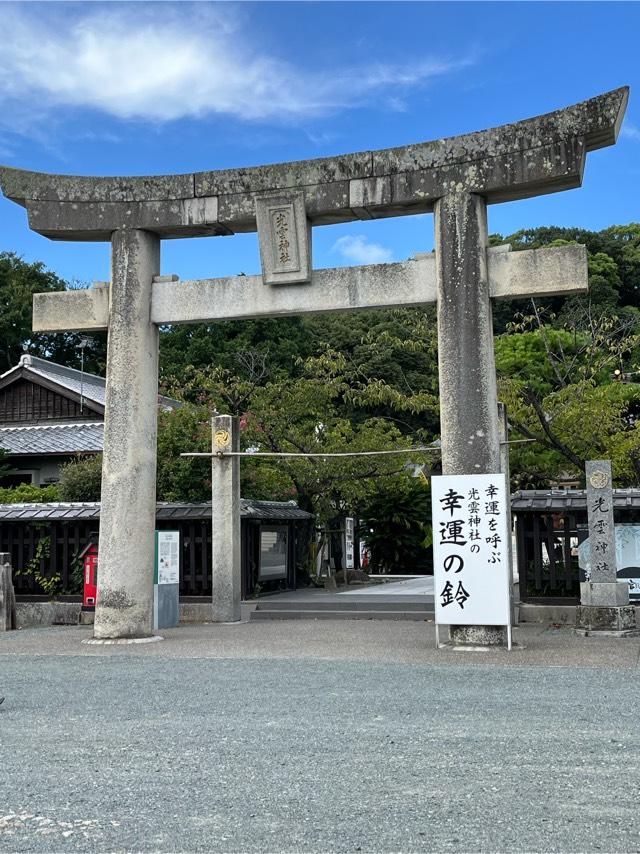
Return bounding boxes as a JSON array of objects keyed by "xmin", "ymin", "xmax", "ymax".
[
  {"xmin": 585, "ymin": 459, "xmax": 618, "ymax": 583},
  {"xmin": 270, "ymin": 206, "xmax": 298, "ymax": 270},
  {"xmin": 255, "ymin": 191, "xmax": 311, "ymax": 285}
]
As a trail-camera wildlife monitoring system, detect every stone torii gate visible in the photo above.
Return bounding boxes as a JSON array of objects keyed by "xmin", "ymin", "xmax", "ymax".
[{"xmin": 0, "ymin": 87, "xmax": 627, "ymax": 642}]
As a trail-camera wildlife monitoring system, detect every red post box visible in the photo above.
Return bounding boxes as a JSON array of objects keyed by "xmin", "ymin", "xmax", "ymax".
[{"xmin": 80, "ymin": 540, "xmax": 98, "ymax": 610}]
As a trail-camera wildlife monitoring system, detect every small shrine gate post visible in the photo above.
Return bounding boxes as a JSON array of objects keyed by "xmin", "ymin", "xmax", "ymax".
[{"xmin": 0, "ymin": 87, "xmax": 628, "ymax": 642}]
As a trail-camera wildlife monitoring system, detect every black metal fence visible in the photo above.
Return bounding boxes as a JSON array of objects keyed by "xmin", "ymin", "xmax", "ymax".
[
  {"xmin": 0, "ymin": 505, "xmax": 312, "ymax": 600},
  {"xmin": 515, "ymin": 511, "xmax": 581, "ymax": 601},
  {"xmin": 513, "ymin": 489, "xmax": 640, "ymax": 602}
]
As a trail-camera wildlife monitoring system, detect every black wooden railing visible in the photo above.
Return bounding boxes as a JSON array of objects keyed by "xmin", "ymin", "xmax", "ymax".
[{"xmin": 0, "ymin": 516, "xmax": 304, "ymax": 599}]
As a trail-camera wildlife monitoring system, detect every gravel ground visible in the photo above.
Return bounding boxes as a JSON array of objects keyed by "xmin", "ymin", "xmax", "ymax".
[{"xmin": 1, "ymin": 622, "xmax": 640, "ymax": 853}]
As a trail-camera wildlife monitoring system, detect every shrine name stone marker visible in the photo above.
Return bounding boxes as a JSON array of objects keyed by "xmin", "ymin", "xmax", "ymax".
[
  {"xmin": 576, "ymin": 460, "xmax": 638, "ymax": 636},
  {"xmin": 0, "ymin": 87, "xmax": 627, "ymax": 641}
]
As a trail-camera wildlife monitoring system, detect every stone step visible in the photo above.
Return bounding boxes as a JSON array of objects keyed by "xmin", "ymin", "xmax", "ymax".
[
  {"xmin": 249, "ymin": 608, "xmax": 433, "ymax": 622},
  {"xmin": 253, "ymin": 598, "xmax": 432, "ymax": 612}
]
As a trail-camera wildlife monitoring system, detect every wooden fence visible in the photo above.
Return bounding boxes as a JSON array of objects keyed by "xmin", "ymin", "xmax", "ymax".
[{"xmin": 0, "ymin": 514, "xmax": 310, "ymax": 600}]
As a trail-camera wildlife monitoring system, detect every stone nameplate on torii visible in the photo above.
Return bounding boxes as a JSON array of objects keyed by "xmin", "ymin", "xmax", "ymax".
[{"xmin": 0, "ymin": 87, "xmax": 628, "ymax": 642}]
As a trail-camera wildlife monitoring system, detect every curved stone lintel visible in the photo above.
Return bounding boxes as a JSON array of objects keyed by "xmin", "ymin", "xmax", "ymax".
[{"xmin": 0, "ymin": 87, "xmax": 628, "ymax": 240}]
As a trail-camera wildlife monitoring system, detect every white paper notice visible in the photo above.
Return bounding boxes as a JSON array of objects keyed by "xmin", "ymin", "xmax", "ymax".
[
  {"xmin": 431, "ymin": 473, "xmax": 511, "ymax": 627},
  {"xmin": 345, "ymin": 518, "xmax": 355, "ymax": 570},
  {"xmin": 157, "ymin": 531, "xmax": 180, "ymax": 585}
]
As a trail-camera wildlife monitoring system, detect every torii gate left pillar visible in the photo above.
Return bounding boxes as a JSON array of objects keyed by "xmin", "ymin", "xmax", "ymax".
[
  {"xmin": 0, "ymin": 87, "xmax": 627, "ymax": 640},
  {"xmin": 96, "ymin": 229, "xmax": 160, "ymax": 638}
]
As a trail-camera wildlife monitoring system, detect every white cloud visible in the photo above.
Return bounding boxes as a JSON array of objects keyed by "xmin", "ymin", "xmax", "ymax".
[
  {"xmin": 332, "ymin": 235, "xmax": 394, "ymax": 265},
  {"xmin": 621, "ymin": 124, "xmax": 640, "ymax": 142},
  {"xmin": 0, "ymin": 4, "xmax": 471, "ymax": 126}
]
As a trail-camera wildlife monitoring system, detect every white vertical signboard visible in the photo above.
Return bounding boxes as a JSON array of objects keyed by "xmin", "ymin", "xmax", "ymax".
[
  {"xmin": 431, "ymin": 473, "xmax": 512, "ymax": 645},
  {"xmin": 344, "ymin": 518, "xmax": 355, "ymax": 570},
  {"xmin": 156, "ymin": 531, "xmax": 180, "ymax": 585}
]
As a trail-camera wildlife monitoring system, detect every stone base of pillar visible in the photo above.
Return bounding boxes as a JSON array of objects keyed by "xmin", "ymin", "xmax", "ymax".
[
  {"xmin": 575, "ymin": 605, "xmax": 639, "ymax": 636},
  {"xmin": 580, "ymin": 581, "xmax": 629, "ymax": 607},
  {"xmin": 448, "ymin": 624, "xmax": 509, "ymax": 647},
  {"xmin": 82, "ymin": 635, "xmax": 164, "ymax": 646}
]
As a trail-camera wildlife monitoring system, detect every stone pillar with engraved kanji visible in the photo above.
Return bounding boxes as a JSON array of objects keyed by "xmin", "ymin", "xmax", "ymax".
[{"xmin": 576, "ymin": 460, "xmax": 638, "ymax": 636}]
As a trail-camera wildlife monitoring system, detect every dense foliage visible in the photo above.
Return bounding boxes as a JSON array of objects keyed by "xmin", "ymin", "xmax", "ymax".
[
  {"xmin": 0, "ymin": 252, "xmax": 107, "ymax": 375},
  {"xmin": 58, "ymin": 455, "xmax": 103, "ymax": 502},
  {"xmin": 358, "ymin": 480, "xmax": 433, "ymax": 573},
  {"xmin": 0, "ymin": 483, "xmax": 60, "ymax": 503}
]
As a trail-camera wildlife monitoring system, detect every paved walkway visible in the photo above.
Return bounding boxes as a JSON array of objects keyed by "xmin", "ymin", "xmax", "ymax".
[
  {"xmin": 1, "ymin": 621, "xmax": 640, "ymax": 852},
  {"xmin": 340, "ymin": 576, "xmax": 434, "ymax": 597}
]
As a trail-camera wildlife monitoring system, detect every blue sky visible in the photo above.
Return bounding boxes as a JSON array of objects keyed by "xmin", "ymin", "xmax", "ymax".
[{"xmin": 0, "ymin": 0, "xmax": 638, "ymax": 285}]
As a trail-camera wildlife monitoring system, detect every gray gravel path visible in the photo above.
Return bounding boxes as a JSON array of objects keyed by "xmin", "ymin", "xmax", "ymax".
[{"xmin": 1, "ymin": 622, "xmax": 640, "ymax": 853}]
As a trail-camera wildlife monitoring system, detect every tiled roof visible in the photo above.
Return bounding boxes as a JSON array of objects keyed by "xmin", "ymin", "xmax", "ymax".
[
  {"xmin": 0, "ymin": 355, "xmax": 180, "ymax": 411},
  {"xmin": 0, "ymin": 422, "xmax": 104, "ymax": 456},
  {"xmin": 511, "ymin": 489, "xmax": 640, "ymax": 512},
  {"xmin": 1, "ymin": 355, "xmax": 107, "ymax": 407},
  {"xmin": 0, "ymin": 500, "xmax": 312, "ymax": 522}
]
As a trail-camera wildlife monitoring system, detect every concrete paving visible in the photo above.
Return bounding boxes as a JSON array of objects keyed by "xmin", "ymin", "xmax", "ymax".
[
  {"xmin": 340, "ymin": 577, "xmax": 434, "ymax": 597},
  {"xmin": 1, "ymin": 621, "xmax": 640, "ymax": 853}
]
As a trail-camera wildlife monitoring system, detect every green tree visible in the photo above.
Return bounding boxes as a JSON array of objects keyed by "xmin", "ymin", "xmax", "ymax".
[
  {"xmin": 497, "ymin": 305, "xmax": 640, "ymax": 486},
  {"xmin": 0, "ymin": 252, "xmax": 106, "ymax": 373},
  {"xmin": 490, "ymin": 224, "xmax": 640, "ymax": 333},
  {"xmin": 164, "ymin": 360, "xmax": 435, "ymax": 524},
  {"xmin": 160, "ymin": 317, "xmax": 312, "ymax": 381},
  {"xmin": 0, "ymin": 483, "xmax": 60, "ymax": 503},
  {"xmin": 359, "ymin": 479, "xmax": 433, "ymax": 573},
  {"xmin": 156, "ymin": 405, "xmax": 212, "ymax": 502},
  {"xmin": 58, "ymin": 455, "xmax": 103, "ymax": 502}
]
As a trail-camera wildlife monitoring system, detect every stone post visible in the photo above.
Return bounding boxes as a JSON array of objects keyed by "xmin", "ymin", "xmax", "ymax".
[
  {"xmin": 93, "ymin": 229, "xmax": 160, "ymax": 640},
  {"xmin": 0, "ymin": 553, "xmax": 17, "ymax": 631},
  {"xmin": 435, "ymin": 192, "xmax": 506, "ymax": 646},
  {"xmin": 576, "ymin": 460, "xmax": 638, "ymax": 635},
  {"xmin": 211, "ymin": 415, "xmax": 241, "ymax": 622}
]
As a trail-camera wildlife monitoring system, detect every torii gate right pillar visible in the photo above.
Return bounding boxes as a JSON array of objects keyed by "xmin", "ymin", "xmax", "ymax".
[{"xmin": 435, "ymin": 191, "xmax": 506, "ymax": 645}]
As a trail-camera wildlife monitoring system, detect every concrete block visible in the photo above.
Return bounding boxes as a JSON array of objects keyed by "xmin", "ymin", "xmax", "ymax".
[
  {"xmin": 255, "ymin": 191, "xmax": 311, "ymax": 285},
  {"xmin": 15, "ymin": 601, "xmax": 82, "ymax": 628},
  {"xmin": 580, "ymin": 581, "xmax": 629, "ymax": 607},
  {"xmin": 575, "ymin": 605, "xmax": 637, "ymax": 632},
  {"xmin": 449, "ymin": 625, "xmax": 508, "ymax": 646},
  {"xmin": 33, "ymin": 288, "xmax": 109, "ymax": 333},
  {"xmin": 518, "ymin": 603, "xmax": 577, "ymax": 625},
  {"xmin": 179, "ymin": 601, "xmax": 213, "ymax": 623}
]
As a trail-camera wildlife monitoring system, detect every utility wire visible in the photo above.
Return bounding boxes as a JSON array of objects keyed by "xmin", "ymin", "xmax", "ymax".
[{"xmin": 181, "ymin": 439, "xmax": 533, "ymax": 460}]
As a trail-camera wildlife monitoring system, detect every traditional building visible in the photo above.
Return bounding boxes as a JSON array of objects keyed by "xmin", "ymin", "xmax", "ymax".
[{"xmin": 0, "ymin": 355, "xmax": 176, "ymax": 487}]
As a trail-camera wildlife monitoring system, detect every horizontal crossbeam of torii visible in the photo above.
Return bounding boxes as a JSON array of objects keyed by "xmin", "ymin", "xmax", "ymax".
[
  {"xmin": 32, "ymin": 244, "xmax": 587, "ymax": 330},
  {"xmin": 0, "ymin": 87, "xmax": 627, "ymax": 642}
]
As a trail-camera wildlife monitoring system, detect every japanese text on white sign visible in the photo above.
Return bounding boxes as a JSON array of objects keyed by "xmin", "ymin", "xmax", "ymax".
[
  {"xmin": 431, "ymin": 474, "xmax": 511, "ymax": 627},
  {"xmin": 156, "ymin": 531, "xmax": 180, "ymax": 585}
]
